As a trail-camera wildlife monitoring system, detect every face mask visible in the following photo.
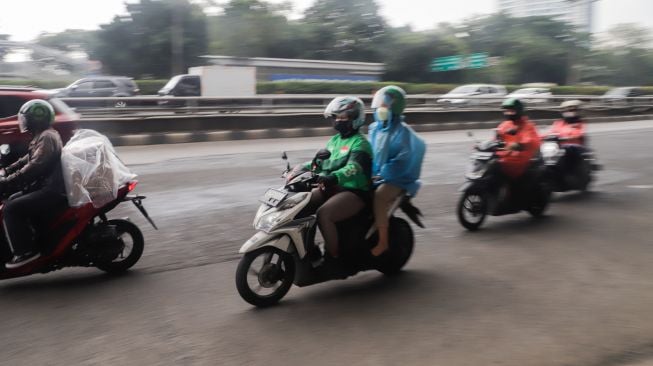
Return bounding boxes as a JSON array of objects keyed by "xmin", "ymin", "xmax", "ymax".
[
  {"xmin": 504, "ymin": 113, "xmax": 519, "ymax": 122},
  {"xmin": 563, "ymin": 111, "xmax": 580, "ymax": 123},
  {"xmin": 376, "ymin": 107, "xmax": 389, "ymax": 122},
  {"xmin": 334, "ymin": 120, "xmax": 354, "ymax": 137}
]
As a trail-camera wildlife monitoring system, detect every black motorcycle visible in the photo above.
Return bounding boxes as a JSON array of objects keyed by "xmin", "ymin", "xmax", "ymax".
[
  {"xmin": 457, "ymin": 137, "xmax": 551, "ymax": 231},
  {"xmin": 540, "ymin": 135, "xmax": 601, "ymax": 192}
]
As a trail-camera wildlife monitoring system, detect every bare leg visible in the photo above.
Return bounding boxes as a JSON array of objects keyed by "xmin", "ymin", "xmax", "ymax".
[
  {"xmin": 371, "ymin": 184, "xmax": 404, "ymax": 256},
  {"xmin": 316, "ymin": 191, "xmax": 365, "ymax": 258}
]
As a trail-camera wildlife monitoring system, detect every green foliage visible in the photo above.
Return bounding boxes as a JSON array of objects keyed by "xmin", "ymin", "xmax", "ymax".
[
  {"xmin": 135, "ymin": 80, "xmax": 168, "ymax": 94},
  {"xmin": 301, "ymin": 0, "xmax": 387, "ymax": 62},
  {"xmin": 0, "ymin": 79, "xmax": 71, "ymax": 89},
  {"xmin": 36, "ymin": 30, "xmax": 98, "ymax": 53},
  {"xmin": 19, "ymin": 1, "xmax": 653, "ymax": 87},
  {"xmin": 94, "ymin": 0, "xmax": 208, "ymax": 78}
]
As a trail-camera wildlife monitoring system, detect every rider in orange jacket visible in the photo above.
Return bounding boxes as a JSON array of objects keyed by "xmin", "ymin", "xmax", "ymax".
[
  {"xmin": 546, "ymin": 100, "xmax": 585, "ymax": 146},
  {"xmin": 496, "ymin": 98, "xmax": 541, "ymax": 179}
]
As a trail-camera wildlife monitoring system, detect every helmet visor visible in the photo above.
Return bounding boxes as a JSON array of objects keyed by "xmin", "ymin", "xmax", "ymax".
[
  {"xmin": 18, "ymin": 113, "xmax": 28, "ymax": 133},
  {"xmin": 371, "ymin": 90, "xmax": 393, "ymax": 110}
]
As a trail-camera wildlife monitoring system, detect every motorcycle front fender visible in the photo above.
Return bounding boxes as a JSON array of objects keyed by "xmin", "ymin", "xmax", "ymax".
[
  {"xmin": 459, "ymin": 180, "xmax": 484, "ymax": 193},
  {"xmin": 239, "ymin": 232, "xmax": 292, "ymax": 254}
]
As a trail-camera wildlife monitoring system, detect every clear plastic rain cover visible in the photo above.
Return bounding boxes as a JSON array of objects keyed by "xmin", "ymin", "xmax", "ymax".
[{"xmin": 61, "ymin": 130, "xmax": 136, "ymax": 208}]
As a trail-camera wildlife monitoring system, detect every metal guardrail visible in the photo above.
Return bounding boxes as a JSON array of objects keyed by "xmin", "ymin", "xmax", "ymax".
[{"xmin": 61, "ymin": 95, "xmax": 653, "ymax": 119}]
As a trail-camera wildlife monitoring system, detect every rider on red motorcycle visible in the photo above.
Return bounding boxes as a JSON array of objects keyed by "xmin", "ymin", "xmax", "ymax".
[
  {"xmin": 545, "ymin": 100, "xmax": 586, "ymax": 146},
  {"xmin": 496, "ymin": 98, "xmax": 542, "ymax": 179},
  {"xmin": 0, "ymin": 100, "xmax": 67, "ymax": 269}
]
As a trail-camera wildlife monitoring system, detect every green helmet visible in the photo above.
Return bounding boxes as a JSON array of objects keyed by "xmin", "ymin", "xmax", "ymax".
[
  {"xmin": 324, "ymin": 96, "xmax": 366, "ymax": 129},
  {"xmin": 18, "ymin": 99, "xmax": 55, "ymax": 133},
  {"xmin": 371, "ymin": 85, "xmax": 407, "ymax": 115},
  {"xmin": 501, "ymin": 98, "xmax": 525, "ymax": 116}
]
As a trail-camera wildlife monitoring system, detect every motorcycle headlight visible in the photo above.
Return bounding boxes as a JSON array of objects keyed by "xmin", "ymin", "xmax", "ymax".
[
  {"xmin": 255, "ymin": 210, "xmax": 286, "ymax": 232},
  {"xmin": 541, "ymin": 142, "xmax": 560, "ymax": 160},
  {"xmin": 254, "ymin": 193, "xmax": 309, "ymax": 231}
]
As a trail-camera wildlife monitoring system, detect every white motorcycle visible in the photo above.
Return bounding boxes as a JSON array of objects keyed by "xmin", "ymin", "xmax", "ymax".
[{"xmin": 235, "ymin": 150, "xmax": 423, "ymax": 307}]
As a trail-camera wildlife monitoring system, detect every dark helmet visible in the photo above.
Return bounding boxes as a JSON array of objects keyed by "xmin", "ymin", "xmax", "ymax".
[
  {"xmin": 501, "ymin": 98, "xmax": 525, "ymax": 117},
  {"xmin": 18, "ymin": 99, "xmax": 55, "ymax": 133}
]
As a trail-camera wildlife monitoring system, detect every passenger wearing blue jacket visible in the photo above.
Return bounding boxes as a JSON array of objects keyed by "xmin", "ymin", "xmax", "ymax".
[{"xmin": 368, "ymin": 86, "xmax": 426, "ymax": 256}]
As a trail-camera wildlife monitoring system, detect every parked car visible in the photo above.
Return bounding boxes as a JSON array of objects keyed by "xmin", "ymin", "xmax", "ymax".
[
  {"xmin": 50, "ymin": 76, "xmax": 140, "ymax": 108},
  {"xmin": 505, "ymin": 87, "xmax": 552, "ymax": 104},
  {"xmin": 437, "ymin": 84, "xmax": 507, "ymax": 106},
  {"xmin": 0, "ymin": 87, "xmax": 78, "ymax": 163}
]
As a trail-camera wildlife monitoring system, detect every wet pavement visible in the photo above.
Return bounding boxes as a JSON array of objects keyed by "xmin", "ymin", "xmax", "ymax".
[{"xmin": 0, "ymin": 120, "xmax": 652, "ymax": 365}]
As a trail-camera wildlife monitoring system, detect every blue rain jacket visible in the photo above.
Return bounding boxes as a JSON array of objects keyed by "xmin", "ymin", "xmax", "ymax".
[{"xmin": 368, "ymin": 115, "xmax": 426, "ymax": 196}]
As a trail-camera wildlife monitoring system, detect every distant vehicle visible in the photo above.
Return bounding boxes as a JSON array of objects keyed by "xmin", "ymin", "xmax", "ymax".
[
  {"xmin": 437, "ymin": 84, "xmax": 507, "ymax": 106},
  {"xmin": 602, "ymin": 87, "xmax": 646, "ymax": 99},
  {"xmin": 50, "ymin": 76, "xmax": 140, "ymax": 107},
  {"xmin": 158, "ymin": 74, "xmax": 201, "ymax": 97},
  {"xmin": 0, "ymin": 88, "xmax": 78, "ymax": 163},
  {"xmin": 158, "ymin": 66, "xmax": 257, "ymax": 98},
  {"xmin": 505, "ymin": 88, "xmax": 552, "ymax": 104}
]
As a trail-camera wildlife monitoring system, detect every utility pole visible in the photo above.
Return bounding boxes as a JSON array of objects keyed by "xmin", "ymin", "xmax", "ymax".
[{"xmin": 171, "ymin": 0, "xmax": 184, "ymax": 76}]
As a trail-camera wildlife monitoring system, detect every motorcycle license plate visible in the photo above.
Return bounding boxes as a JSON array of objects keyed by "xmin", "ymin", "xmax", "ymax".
[{"xmin": 259, "ymin": 189, "xmax": 287, "ymax": 207}]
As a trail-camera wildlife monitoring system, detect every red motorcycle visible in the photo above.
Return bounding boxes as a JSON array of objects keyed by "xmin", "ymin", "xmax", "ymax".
[{"xmin": 0, "ymin": 180, "xmax": 156, "ymax": 280}]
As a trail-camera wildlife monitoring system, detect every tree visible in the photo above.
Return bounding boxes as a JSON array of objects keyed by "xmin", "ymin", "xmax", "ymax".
[
  {"xmin": 36, "ymin": 30, "xmax": 98, "ymax": 54},
  {"xmin": 583, "ymin": 24, "xmax": 653, "ymax": 86},
  {"xmin": 95, "ymin": 0, "xmax": 208, "ymax": 78},
  {"xmin": 207, "ymin": 0, "xmax": 303, "ymax": 58},
  {"xmin": 463, "ymin": 14, "xmax": 590, "ymax": 85},
  {"xmin": 301, "ymin": 0, "xmax": 388, "ymax": 62}
]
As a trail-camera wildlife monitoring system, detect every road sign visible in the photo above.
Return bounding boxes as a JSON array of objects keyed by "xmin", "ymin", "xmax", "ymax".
[
  {"xmin": 431, "ymin": 53, "xmax": 491, "ymax": 72},
  {"xmin": 431, "ymin": 56, "xmax": 463, "ymax": 72},
  {"xmin": 467, "ymin": 53, "xmax": 488, "ymax": 69}
]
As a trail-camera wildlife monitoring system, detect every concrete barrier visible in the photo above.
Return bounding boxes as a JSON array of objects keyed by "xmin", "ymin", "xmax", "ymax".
[{"xmin": 76, "ymin": 109, "xmax": 653, "ymax": 146}]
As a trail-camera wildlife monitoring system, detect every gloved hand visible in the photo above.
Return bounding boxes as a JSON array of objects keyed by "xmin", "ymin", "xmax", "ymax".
[
  {"xmin": 508, "ymin": 142, "xmax": 522, "ymax": 151},
  {"xmin": 317, "ymin": 174, "xmax": 338, "ymax": 188}
]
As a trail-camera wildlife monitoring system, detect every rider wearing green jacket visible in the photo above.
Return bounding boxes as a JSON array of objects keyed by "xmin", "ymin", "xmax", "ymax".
[{"xmin": 306, "ymin": 96, "xmax": 372, "ymax": 262}]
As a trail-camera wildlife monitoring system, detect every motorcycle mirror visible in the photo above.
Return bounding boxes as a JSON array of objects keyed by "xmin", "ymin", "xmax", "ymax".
[{"xmin": 281, "ymin": 151, "xmax": 290, "ymax": 172}]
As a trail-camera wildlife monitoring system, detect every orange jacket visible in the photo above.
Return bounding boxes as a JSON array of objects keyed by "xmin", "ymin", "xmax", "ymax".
[
  {"xmin": 546, "ymin": 119, "xmax": 585, "ymax": 146},
  {"xmin": 496, "ymin": 117, "xmax": 541, "ymax": 179}
]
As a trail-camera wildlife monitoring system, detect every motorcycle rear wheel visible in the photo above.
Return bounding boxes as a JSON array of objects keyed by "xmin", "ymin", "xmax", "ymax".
[
  {"xmin": 96, "ymin": 219, "xmax": 145, "ymax": 274},
  {"xmin": 378, "ymin": 217, "xmax": 414, "ymax": 275},
  {"xmin": 236, "ymin": 247, "xmax": 295, "ymax": 307}
]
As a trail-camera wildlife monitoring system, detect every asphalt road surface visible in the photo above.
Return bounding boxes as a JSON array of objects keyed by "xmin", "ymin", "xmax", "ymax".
[{"xmin": 0, "ymin": 121, "xmax": 652, "ymax": 366}]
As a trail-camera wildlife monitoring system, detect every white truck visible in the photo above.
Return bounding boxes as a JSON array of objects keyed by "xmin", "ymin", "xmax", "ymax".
[{"xmin": 158, "ymin": 65, "xmax": 257, "ymax": 97}]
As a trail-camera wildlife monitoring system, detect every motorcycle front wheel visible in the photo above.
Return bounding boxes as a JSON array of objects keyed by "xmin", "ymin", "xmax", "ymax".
[
  {"xmin": 236, "ymin": 246, "xmax": 295, "ymax": 307},
  {"xmin": 457, "ymin": 190, "xmax": 487, "ymax": 231},
  {"xmin": 528, "ymin": 184, "xmax": 551, "ymax": 217}
]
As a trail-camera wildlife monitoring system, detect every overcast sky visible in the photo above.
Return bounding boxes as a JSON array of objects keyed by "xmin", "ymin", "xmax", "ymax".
[{"xmin": 1, "ymin": 0, "xmax": 652, "ymax": 42}]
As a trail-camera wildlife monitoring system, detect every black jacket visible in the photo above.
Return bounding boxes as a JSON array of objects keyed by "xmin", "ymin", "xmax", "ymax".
[{"xmin": 4, "ymin": 128, "xmax": 64, "ymax": 194}]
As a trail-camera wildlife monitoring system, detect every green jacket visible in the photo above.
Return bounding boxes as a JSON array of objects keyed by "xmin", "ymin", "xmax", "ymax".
[{"xmin": 307, "ymin": 133, "xmax": 373, "ymax": 191}]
